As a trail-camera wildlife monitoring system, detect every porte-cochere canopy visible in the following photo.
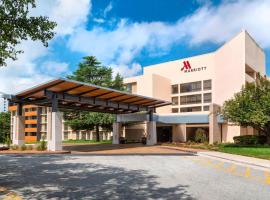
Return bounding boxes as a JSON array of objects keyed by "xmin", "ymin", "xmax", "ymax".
[{"xmin": 9, "ymin": 78, "xmax": 171, "ymax": 114}]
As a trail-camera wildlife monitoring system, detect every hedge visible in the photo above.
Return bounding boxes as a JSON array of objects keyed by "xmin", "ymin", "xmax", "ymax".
[{"xmin": 233, "ymin": 135, "xmax": 267, "ymax": 145}]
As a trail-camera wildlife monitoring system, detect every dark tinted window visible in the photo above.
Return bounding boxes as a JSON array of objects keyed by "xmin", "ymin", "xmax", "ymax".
[
  {"xmin": 180, "ymin": 94, "xmax": 201, "ymax": 105},
  {"xmin": 171, "ymin": 84, "xmax": 179, "ymax": 94},
  {"xmin": 180, "ymin": 81, "xmax": 201, "ymax": 93},
  {"xmin": 203, "ymin": 80, "xmax": 212, "ymax": 90},
  {"xmin": 172, "ymin": 108, "xmax": 179, "ymax": 113},
  {"xmin": 180, "ymin": 106, "xmax": 202, "ymax": 112},
  {"xmin": 172, "ymin": 97, "xmax": 179, "ymax": 105},
  {"xmin": 203, "ymin": 106, "xmax": 209, "ymax": 111},
  {"xmin": 203, "ymin": 93, "xmax": 212, "ymax": 103}
]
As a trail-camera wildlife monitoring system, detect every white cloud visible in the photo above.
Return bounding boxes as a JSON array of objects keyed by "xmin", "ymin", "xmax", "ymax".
[
  {"xmin": 68, "ymin": 0, "xmax": 270, "ymax": 78},
  {"xmin": 42, "ymin": 61, "xmax": 69, "ymax": 75},
  {"xmin": 0, "ymin": 0, "xmax": 92, "ymax": 110},
  {"xmin": 111, "ymin": 62, "xmax": 142, "ymax": 77},
  {"xmin": 68, "ymin": 19, "xmax": 185, "ymax": 71},
  {"xmin": 104, "ymin": 1, "xmax": 113, "ymax": 17},
  {"xmin": 181, "ymin": 0, "xmax": 270, "ymax": 47},
  {"xmin": 34, "ymin": 0, "xmax": 91, "ymax": 35},
  {"xmin": 0, "ymin": 41, "xmax": 52, "ymax": 94},
  {"xmin": 93, "ymin": 18, "xmax": 105, "ymax": 23}
]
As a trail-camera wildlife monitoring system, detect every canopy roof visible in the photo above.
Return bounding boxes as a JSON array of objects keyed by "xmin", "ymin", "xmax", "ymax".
[{"xmin": 10, "ymin": 78, "xmax": 171, "ymax": 114}]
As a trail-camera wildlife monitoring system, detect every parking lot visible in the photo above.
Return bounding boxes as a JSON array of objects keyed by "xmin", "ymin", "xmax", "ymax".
[{"xmin": 0, "ymin": 153, "xmax": 270, "ymax": 200}]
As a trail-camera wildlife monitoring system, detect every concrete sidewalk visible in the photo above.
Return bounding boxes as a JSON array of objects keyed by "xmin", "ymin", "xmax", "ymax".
[{"xmin": 160, "ymin": 145, "xmax": 270, "ymax": 171}]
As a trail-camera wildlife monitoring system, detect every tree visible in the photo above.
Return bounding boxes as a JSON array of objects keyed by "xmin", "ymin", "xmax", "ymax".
[
  {"xmin": 65, "ymin": 56, "xmax": 125, "ymax": 141},
  {"xmin": 222, "ymin": 75, "xmax": 270, "ymax": 137},
  {"xmin": 0, "ymin": 112, "xmax": 10, "ymax": 144},
  {"xmin": 0, "ymin": 0, "xmax": 57, "ymax": 66}
]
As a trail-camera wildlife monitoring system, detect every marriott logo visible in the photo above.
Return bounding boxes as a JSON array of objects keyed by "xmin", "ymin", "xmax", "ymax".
[{"xmin": 181, "ymin": 60, "xmax": 207, "ymax": 73}]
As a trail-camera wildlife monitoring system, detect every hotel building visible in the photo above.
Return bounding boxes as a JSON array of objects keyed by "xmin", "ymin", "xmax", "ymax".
[
  {"xmin": 123, "ymin": 30, "xmax": 266, "ymax": 144},
  {"xmin": 9, "ymin": 105, "xmax": 112, "ymax": 143}
]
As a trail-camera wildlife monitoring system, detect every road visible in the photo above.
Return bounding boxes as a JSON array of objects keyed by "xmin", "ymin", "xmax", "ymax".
[{"xmin": 0, "ymin": 154, "xmax": 269, "ymax": 200}]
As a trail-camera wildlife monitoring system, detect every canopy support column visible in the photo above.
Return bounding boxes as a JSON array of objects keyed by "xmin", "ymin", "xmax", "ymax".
[
  {"xmin": 146, "ymin": 110, "xmax": 157, "ymax": 145},
  {"xmin": 113, "ymin": 122, "xmax": 122, "ymax": 144},
  {"xmin": 12, "ymin": 103, "xmax": 25, "ymax": 146},
  {"xmin": 47, "ymin": 94, "xmax": 62, "ymax": 151}
]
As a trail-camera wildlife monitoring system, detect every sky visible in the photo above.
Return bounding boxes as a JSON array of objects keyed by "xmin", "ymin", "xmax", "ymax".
[{"xmin": 1, "ymin": 0, "xmax": 270, "ymax": 111}]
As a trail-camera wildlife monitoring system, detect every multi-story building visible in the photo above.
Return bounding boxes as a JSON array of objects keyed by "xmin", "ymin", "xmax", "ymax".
[
  {"xmin": 9, "ymin": 105, "xmax": 112, "ymax": 143},
  {"xmin": 123, "ymin": 30, "xmax": 266, "ymax": 144}
]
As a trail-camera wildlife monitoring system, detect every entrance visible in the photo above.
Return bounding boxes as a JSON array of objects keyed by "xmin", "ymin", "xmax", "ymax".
[{"xmin": 157, "ymin": 126, "xmax": 172, "ymax": 143}]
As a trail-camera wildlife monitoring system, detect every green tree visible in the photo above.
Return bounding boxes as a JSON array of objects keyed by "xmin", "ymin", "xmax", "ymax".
[
  {"xmin": 222, "ymin": 75, "xmax": 270, "ymax": 137},
  {"xmin": 65, "ymin": 56, "xmax": 124, "ymax": 141},
  {"xmin": 0, "ymin": 112, "xmax": 11, "ymax": 144},
  {"xmin": 0, "ymin": 0, "xmax": 57, "ymax": 66}
]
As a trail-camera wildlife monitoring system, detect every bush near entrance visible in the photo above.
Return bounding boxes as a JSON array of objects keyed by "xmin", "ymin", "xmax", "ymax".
[
  {"xmin": 194, "ymin": 128, "xmax": 208, "ymax": 143},
  {"xmin": 233, "ymin": 135, "xmax": 267, "ymax": 145}
]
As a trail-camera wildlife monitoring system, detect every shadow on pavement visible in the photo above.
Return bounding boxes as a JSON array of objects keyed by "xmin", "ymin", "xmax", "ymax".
[{"xmin": 0, "ymin": 155, "xmax": 195, "ymax": 200}]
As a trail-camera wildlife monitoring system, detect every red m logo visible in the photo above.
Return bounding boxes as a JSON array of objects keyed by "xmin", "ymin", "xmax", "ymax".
[{"xmin": 181, "ymin": 61, "xmax": 191, "ymax": 71}]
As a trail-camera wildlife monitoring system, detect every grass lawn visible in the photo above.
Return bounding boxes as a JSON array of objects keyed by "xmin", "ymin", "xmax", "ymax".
[
  {"xmin": 218, "ymin": 144, "xmax": 270, "ymax": 160},
  {"xmin": 162, "ymin": 142, "xmax": 270, "ymax": 160},
  {"xmin": 62, "ymin": 140, "xmax": 112, "ymax": 144}
]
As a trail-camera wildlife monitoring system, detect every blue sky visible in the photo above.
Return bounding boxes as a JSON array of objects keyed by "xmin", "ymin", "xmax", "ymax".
[{"xmin": 1, "ymin": 0, "xmax": 270, "ymax": 108}]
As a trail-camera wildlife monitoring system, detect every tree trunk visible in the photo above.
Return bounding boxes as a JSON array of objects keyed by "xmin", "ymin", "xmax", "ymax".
[{"xmin": 96, "ymin": 125, "xmax": 100, "ymax": 142}]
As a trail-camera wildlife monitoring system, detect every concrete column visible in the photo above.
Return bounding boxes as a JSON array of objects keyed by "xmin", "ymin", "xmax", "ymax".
[
  {"xmin": 146, "ymin": 121, "xmax": 157, "ymax": 145},
  {"xmin": 209, "ymin": 103, "xmax": 222, "ymax": 144},
  {"xmin": 46, "ymin": 107, "xmax": 52, "ymax": 142},
  {"xmin": 12, "ymin": 115, "xmax": 25, "ymax": 146},
  {"xmin": 47, "ymin": 112, "xmax": 62, "ymax": 151},
  {"xmin": 113, "ymin": 122, "xmax": 122, "ymax": 144},
  {"xmin": 172, "ymin": 124, "xmax": 186, "ymax": 142},
  {"xmin": 90, "ymin": 132, "xmax": 93, "ymax": 140}
]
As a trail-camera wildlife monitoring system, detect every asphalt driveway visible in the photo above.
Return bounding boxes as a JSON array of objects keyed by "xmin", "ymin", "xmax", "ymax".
[{"xmin": 0, "ymin": 154, "xmax": 269, "ymax": 200}]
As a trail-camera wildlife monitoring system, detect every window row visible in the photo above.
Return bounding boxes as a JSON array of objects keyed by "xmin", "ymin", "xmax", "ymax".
[
  {"xmin": 172, "ymin": 93, "xmax": 212, "ymax": 105},
  {"xmin": 171, "ymin": 80, "xmax": 211, "ymax": 94},
  {"xmin": 172, "ymin": 105, "xmax": 209, "ymax": 113}
]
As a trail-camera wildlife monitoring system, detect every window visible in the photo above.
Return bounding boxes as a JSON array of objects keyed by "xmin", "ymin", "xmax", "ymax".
[
  {"xmin": 126, "ymin": 83, "xmax": 132, "ymax": 93},
  {"xmin": 180, "ymin": 106, "xmax": 202, "ymax": 112},
  {"xmin": 180, "ymin": 81, "xmax": 201, "ymax": 93},
  {"xmin": 180, "ymin": 94, "xmax": 201, "ymax": 105},
  {"xmin": 203, "ymin": 106, "xmax": 209, "ymax": 111},
  {"xmin": 171, "ymin": 97, "xmax": 179, "ymax": 105},
  {"xmin": 203, "ymin": 80, "xmax": 212, "ymax": 90},
  {"xmin": 171, "ymin": 84, "xmax": 179, "ymax": 94},
  {"xmin": 25, "ymin": 124, "xmax": 37, "ymax": 128},
  {"xmin": 203, "ymin": 93, "xmax": 212, "ymax": 103},
  {"xmin": 172, "ymin": 108, "xmax": 179, "ymax": 113}
]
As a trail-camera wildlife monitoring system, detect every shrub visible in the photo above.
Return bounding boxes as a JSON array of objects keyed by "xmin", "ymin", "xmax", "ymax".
[
  {"xmin": 11, "ymin": 145, "xmax": 19, "ymax": 150},
  {"xmin": 194, "ymin": 128, "xmax": 208, "ymax": 143},
  {"xmin": 233, "ymin": 135, "xmax": 267, "ymax": 145},
  {"xmin": 20, "ymin": 145, "xmax": 27, "ymax": 151},
  {"xmin": 26, "ymin": 145, "xmax": 33, "ymax": 150},
  {"xmin": 36, "ymin": 137, "xmax": 47, "ymax": 151},
  {"xmin": 5, "ymin": 136, "xmax": 12, "ymax": 148}
]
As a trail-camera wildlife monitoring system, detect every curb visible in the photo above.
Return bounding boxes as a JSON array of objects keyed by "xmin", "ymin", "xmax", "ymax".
[
  {"xmin": 197, "ymin": 152, "xmax": 270, "ymax": 170},
  {"xmin": 0, "ymin": 151, "xmax": 71, "ymax": 155},
  {"xmin": 161, "ymin": 145, "xmax": 270, "ymax": 170}
]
